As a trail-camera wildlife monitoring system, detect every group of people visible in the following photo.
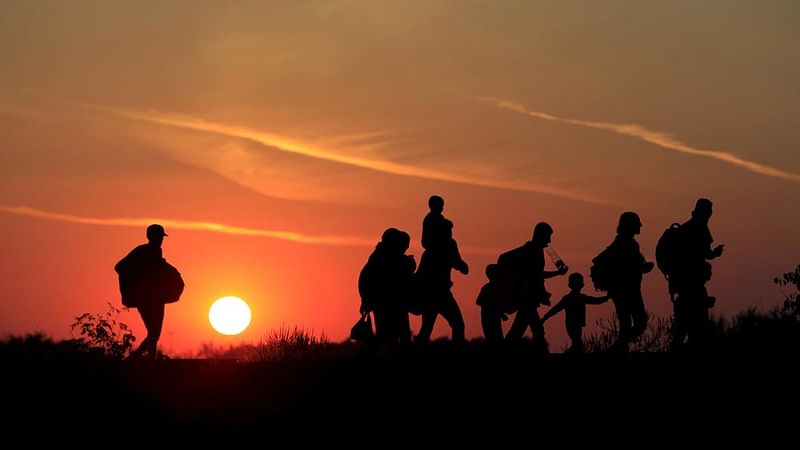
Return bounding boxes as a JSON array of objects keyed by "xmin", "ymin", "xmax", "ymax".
[
  {"xmin": 113, "ymin": 196, "xmax": 722, "ymax": 359},
  {"xmin": 358, "ymin": 196, "xmax": 724, "ymax": 353}
]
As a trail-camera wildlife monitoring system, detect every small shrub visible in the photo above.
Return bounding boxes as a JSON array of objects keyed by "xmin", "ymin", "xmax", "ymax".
[
  {"xmin": 774, "ymin": 265, "xmax": 800, "ymax": 317},
  {"xmin": 70, "ymin": 302, "xmax": 136, "ymax": 359}
]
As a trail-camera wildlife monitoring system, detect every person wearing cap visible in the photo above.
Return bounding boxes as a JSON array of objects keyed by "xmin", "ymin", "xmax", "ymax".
[
  {"xmin": 604, "ymin": 212, "xmax": 654, "ymax": 352},
  {"xmin": 115, "ymin": 224, "xmax": 171, "ymax": 360}
]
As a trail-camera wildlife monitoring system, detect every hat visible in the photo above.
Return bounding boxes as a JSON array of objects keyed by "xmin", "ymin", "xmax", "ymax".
[{"xmin": 147, "ymin": 224, "xmax": 168, "ymax": 238}]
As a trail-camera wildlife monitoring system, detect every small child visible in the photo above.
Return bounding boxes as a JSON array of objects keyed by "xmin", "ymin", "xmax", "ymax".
[
  {"xmin": 475, "ymin": 264, "xmax": 507, "ymax": 343},
  {"xmin": 542, "ymin": 273, "xmax": 609, "ymax": 353}
]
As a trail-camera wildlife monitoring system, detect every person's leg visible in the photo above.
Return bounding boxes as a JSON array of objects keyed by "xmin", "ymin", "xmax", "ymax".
[
  {"xmin": 686, "ymin": 285, "xmax": 711, "ymax": 349},
  {"xmin": 481, "ymin": 307, "xmax": 504, "ymax": 343},
  {"xmin": 373, "ymin": 306, "xmax": 392, "ymax": 342},
  {"xmin": 611, "ymin": 297, "xmax": 632, "ymax": 352},
  {"xmin": 416, "ymin": 308, "xmax": 438, "ymax": 343},
  {"xmin": 630, "ymin": 290, "xmax": 648, "ymax": 342},
  {"xmin": 671, "ymin": 296, "xmax": 688, "ymax": 351},
  {"xmin": 438, "ymin": 292, "xmax": 465, "ymax": 343},
  {"xmin": 566, "ymin": 325, "xmax": 583, "ymax": 353},
  {"xmin": 530, "ymin": 309, "xmax": 548, "ymax": 354},
  {"xmin": 506, "ymin": 307, "xmax": 532, "ymax": 341},
  {"xmin": 395, "ymin": 305, "xmax": 412, "ymax": 344},
  {"xmin": 133, "ymin": 302, "xmax": 164, "ymax": 359}
]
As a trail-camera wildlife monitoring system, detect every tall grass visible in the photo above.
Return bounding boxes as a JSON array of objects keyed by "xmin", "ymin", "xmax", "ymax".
[
  {"xmin": 195, "ymin": 326, "xmax": 331, "ymax": 361},
  {"xmin": 584, "ymin": 314, "xmax": 672, "ymax": 353}
]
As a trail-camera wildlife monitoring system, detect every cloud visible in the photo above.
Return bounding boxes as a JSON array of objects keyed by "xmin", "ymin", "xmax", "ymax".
[
  {"xmin": 0, "ymin": 205, "xmax": 373, "ymax": 246},
  {"xmin": 91, "ymin": 105, "xmax": 611, "ymax": 205},
  {"xmin": 478, "ymin": 97, "xmax": 800, "ymax": 183}
]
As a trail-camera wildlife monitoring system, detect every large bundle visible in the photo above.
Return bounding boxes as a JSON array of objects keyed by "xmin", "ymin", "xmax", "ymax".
[{"xmin": 118, "ymin": 259, "xmax": 184, "ymax": 307}]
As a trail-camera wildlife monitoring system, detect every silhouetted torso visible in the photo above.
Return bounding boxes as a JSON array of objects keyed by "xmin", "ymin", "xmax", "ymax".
[
  {"xmin": 553, "ymin": 292, "xmax": 596, "ymax": 328},
  {"xmin": 680, "ymin": 218, "xmax": 714, "ymax": 275},
  {"xmin": 607, "ymin": 235, "xmax": 646, "ymax": 293},
  {"xmin": 115, "ymin": 243, "xmax": 163, "ymax": 307},
  {"xmin": 499, "ymin": 241, "xmax": 547, "ymax": 305}
]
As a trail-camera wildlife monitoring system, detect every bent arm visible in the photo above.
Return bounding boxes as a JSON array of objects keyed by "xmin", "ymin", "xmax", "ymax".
[
  {"xmin": 542, "ymin": 299, "xmax": 567, "ymax": 321},
  {"xmin": 543, "ymin": 266, "xmax": 568, "ymax": 279},
  {"xmin": 583, "ymin": 294, "xmax": 609, "ymax": 305}
]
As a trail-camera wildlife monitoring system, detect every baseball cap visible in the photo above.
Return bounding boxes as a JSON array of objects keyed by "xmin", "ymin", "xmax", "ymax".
[{"xmin": 147, "ymin": 224, "xmax": 168, "ymax": 238}]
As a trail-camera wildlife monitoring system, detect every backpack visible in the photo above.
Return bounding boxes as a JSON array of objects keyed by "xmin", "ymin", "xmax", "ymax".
[
  {"xmin": 589, "ymin": 245, "xmax": 614, "ymax": 292},
  {"xmin": 491, "ymin": 246, "xmax": 526, "ymax": 313},
  {"xmin": 154, "ymin": 261, "xmax": 184, "ymax": 304},
  {"xmin": 655, "ymin": 223, "xmax": 683, "ymax": 279}
]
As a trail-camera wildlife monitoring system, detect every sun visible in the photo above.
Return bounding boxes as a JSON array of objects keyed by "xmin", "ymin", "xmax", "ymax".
[{"xmin": 209, "ymin": 296, "xmax": 252, "ymax": 335}]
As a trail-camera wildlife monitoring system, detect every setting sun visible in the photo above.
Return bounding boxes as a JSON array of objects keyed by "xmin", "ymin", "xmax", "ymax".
[{"xmin": 209, "ymin": 296, "xmax": 252, "ymax": 335}]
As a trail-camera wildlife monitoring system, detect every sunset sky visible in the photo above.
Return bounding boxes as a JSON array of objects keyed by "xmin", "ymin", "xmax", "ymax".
[{"xmin": 1, "ymin": 1, "xmax": 798, "ymax": 354}]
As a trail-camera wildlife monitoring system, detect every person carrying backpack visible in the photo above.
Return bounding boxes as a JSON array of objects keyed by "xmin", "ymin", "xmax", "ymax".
[
  {"xmin": 667, "ymin": 198, "xmax": 724, "ymax": 351},
  {"xmin": 115, "ymin": 224, "xmax": 182, "ymax": 360},
  {"xmin": 358, "ymin": 228, "xmax": 416, "ymax": 344},
  {"xmin": 502, "ymin": 222, "xmax": 569, "ymax": 353},
  {"xmin": 601, "ymin": 212, "xmax": 654, "ymax": 353}
]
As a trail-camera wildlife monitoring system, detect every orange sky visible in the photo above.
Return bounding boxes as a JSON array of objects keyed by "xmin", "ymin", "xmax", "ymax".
[{"xmin": 1, "ymin": 1, "xmax": 799, "ymax": 354}]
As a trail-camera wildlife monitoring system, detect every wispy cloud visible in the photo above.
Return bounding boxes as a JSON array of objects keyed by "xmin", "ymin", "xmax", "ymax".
[
  {"xmin": 91, "ymin": 105, "xmax": 611, "ymax": 205},
  {"xmin": 478, "ymin": 97, "xmax": 800, "ymax": 183},
  {"xmin": 0, "ymin": 205, "xmax": 373, "ymax": 246}
]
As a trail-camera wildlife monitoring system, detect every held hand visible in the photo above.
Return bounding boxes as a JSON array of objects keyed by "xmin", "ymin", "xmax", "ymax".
[
  {"xmin": 712, "ymin": 244, "xmax": 725, "ymax": 258},
  {"xmin": 643, "ymin": 261, "xmax": 655, "ymax": 273},
  {"xmin": 557, "ymin": 265, "xmax": 569, "ymax": 276}
]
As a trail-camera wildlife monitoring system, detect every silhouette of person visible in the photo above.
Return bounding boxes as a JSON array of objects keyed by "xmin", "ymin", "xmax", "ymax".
[
  {"xmin": 542, "ymin": 273, "xmax": 609, "ymax": 353},
  {"xmin": 605, "ymin": 212, "xmax": 654, "ymax": 352},
  {"xmin": 503, "ymin": 222, "xmax": 569, "ymax": 353},
  {"xmin": 670, "ymin": 198, "xmax": 724, "ymax": 350},
  {"xmin": 475, "ymin": 264, "xmax": 507, "ymax": 344},
  {"xmin": 114, "ymin": 224, "xmax": 172, "ymax": 360},
  {"xmin": 415, "ymin": 195, "xmax": 469, "ymax": 343},
  {"xmin": 358, "ymin": 228, "xmax": 415, "ymax": 344}
]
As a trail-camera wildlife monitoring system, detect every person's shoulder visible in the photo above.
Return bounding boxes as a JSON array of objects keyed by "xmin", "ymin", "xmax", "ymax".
[{"xmin": 127, "ymin": 244, "xmax": 150, "ymax": 255}]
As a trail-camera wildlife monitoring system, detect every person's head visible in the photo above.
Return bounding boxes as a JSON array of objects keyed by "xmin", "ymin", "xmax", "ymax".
[
  {"xmin": 428, "ymin": 195, "xmax": 444, "ymax": 214},
  {"xmin": 380, "ymin": 227, "xmax": 409, "ymax": 254},
  {"xmin": 146, "ymin": 224, "xmax": 167, "ymax": 246},
  {"xmin": 617, "ymin": 212, "xmax": 642, "ymax": 236},
  {"xmin": 692, "ymin": 198, "xmax": 714, "ymax": 224},
  {"xmin": 568, "ymin": 273, "xmax": 585, "ymax": 291},
  {"xmin": 485, "ymin": 263, "xmax": 499, "ymax": 281},
  {"xmin": 397, "ymin": 230, "xmax": 411, "ymax": 253},
  {"xmin": 531, "ymin": 222, "xmax": 554, "ymax": 247}
]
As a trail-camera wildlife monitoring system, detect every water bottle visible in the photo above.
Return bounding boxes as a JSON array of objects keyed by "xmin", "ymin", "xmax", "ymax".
[{"xmin": 545, "ymin": 247, "xmax": 566, "ymax": 270}]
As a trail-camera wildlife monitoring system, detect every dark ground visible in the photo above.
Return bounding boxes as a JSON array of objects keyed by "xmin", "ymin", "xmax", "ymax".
[{"xmin": 2, "ymin": 344, "xmax": 797, "ymax": 441}]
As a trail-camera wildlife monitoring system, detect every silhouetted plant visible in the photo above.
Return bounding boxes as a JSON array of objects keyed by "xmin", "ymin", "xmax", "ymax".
[
  {"xmin": 774, "ymin": 264, "xmax": 800, "ymax": 317},
  {"xmin": 195, "ymin": 326, "xmax": 330, "ymax": 361},
  {"xmin": 251, "ymin": 326, "xmax": 330, "ymax": 361},
  {"xmin": 585, "ymin": 314, "xmax": 671, "ymax": 353},
  {"xmin": 718, "ymin": 306, "xmax": 799, "ymax": 352},
  {"xmin": 584, "ymin": 317, "xmax": 618, "ymax": 353},
  {"xmin": 0, "ymin": 333, "xmax": 88, "ymax": 359},
  {"xmin": 70, "ymin": 302, "xmax": 135, "ymax": 359}
]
